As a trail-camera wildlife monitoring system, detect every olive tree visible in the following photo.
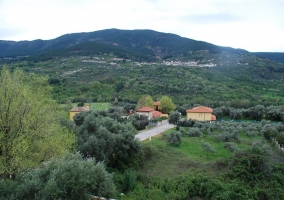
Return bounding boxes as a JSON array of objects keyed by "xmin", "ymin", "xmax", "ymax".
[
  {"xmin": 168, "ymin": 111, "xmax": 181, "ymax": 126},
  {"xmin": 11, "ymin": 152, "xmax": 115, "ymax": 200}
]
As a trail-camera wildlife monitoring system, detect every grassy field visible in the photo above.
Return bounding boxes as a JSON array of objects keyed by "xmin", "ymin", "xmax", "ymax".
[
  {"xmin": 138, "ymin": 126, "xmax": 267, "ymax": 179},
  {"xmin": 60, "ymin": 102, "xmax": 110, "ymax": 111},
  {"xmin": 89, "ymin": 102, "xmax": 110, "ymax": 111}
]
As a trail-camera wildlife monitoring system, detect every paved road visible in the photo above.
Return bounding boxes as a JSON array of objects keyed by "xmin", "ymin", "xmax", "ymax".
[{"xmin": 135, "ymin": 122, "xmax": 175, "ymax": 141}]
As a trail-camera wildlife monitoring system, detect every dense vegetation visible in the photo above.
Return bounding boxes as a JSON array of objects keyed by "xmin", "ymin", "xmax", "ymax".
[
  {"xmin": 1, "ymin": 29, "xmax": 284, "ymax": 199},
  {"xmin": 122, "ymin": 120, "xmax": 284, "ymax": 199},
  {"xmin": 3, "ymin": 49, "xmax": 284, "ymax": 107}
]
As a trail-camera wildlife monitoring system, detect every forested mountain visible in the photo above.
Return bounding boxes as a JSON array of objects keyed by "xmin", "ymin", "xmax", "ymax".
[
  {"xmin": 0, "ymin": 29, "xmax": 248, "ymax": 60},
  {"xmin": 253, "ymin": 52, "xmax": 284, "ymax": 63}
]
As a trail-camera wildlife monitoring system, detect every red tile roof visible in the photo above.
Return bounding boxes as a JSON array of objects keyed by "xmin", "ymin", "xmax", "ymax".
[
  {"xmin": 70, "ymin": 107, "xmax": 90, "ymax": 112},
  {"xmin": 136, "ymin": 106, "xmax": 154, "ymax": 112},
  {"xmin": 154, "ymin": 101, "xmax": 160, "ymax": 106},
  {"xmin": 153, "ymin": 110, "xmax": 162, "ymax": 118},
  {"xmin": 211, "ymin": 114, "xmax": 216, "ymax": 121},
  {"xmin": 186, "ymin": 106, "xmax": 213, "ymax": 113}
]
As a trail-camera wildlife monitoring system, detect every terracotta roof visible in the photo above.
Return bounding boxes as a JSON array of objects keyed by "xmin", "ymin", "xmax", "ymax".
[
  {"xmin": 154, "ymin": 101, "xmax": 160, "ymax": 106},
  {"xmin": 136, "ymin": 106, "xmax": 154, "ymax": 112},
  {"xmin": 70, "ymin": 107, "xmax": 90, "ymax": 112},
  {"xmin": 153, "ymin": 110, "xmax": 162, "ymax": 118},
  {"xmin": 211, "ymin": 114, "xmax": 216, "ymax": 121},
  {"xmin": 186, "ymin": 106, "xmax": 213, "ymax": 113}
]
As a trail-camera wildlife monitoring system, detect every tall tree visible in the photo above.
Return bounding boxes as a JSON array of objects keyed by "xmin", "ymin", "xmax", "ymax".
[
  {"xmin": 0, "ymin": 68, "xmax": 75, "ymax": 178},
  {"xmin": 160, "ymin": 95, "xmax": 176, "ymax": 114},
  {"xmin": 136, "ymin": 94, "xmax": 154, "ymax": 109}
]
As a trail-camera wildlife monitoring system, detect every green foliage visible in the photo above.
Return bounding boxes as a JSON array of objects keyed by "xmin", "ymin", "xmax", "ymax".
[
  {"xmin": 225, "ymin": 142, "xmax": 238, "ymax": 152},
  {"xmin": 168, "ymin": 111, "xmax": 181, "ymax": 125},
  {"xmin": 77, "ymin": 102, "xmax": 84, "ymax": 107},
  {"xmin": 201, "ymin": 141, "xmax": 215, "ymax": 156},
  {"xmin": 136, "ymin": 94, "xmax": 154, "ymax": 109},
  {"xmin": 276, "ymin": 133, "xmax": 284, "ymax": 146},
  {"xmin": 0, "ymin": 67, "xmax": 75, "ymax": 178},
  {"xmin": 127, "ymin": 114, "xmax": 149, "ymax": 130},
  {"xmin": 122, "ymin": 169, "xmax": 137, "ymax": 192},
  {"xmin": 75, "ymin": 111, "xmax": 142, "ymax": 169},
  {"xmin": 6, "ymin": 152, "xmax": 115, "ymax": 200},
  {"xmin": 187, "ymin": 127, "xmax": 203, "ymax": 137},
  {"xmin": 262, "ymin": 124, "xmax": 279, "ymax": 141},
  {"xmin": 167, "ymin": 132, "xmax": 182, "ymax": 146},
  {"xmin": 229, "ymin": 142, "xmax": 272, "ymax": 183},
  {"xmin": 215, "ymin": 131, "xmax": 241, "ymax": 143},
  {"xmin": 159, "ymin": 96, "xmax": 176, "ymax": 114}
]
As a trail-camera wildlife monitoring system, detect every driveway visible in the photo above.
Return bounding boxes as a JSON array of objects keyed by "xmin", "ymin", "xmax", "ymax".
[{"xmin": 135, "ymin": 122, "xmax": 175, "ymax": 141}]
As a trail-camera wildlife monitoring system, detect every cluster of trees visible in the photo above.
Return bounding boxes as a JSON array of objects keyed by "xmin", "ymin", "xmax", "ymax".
[
  {"xmin": 73, "ymin": 110, "xmax": 142, "ymax": 169},
  {"xmin": 0, "ymin": 68, "xmax": 143, "ymax": 199},
  {"xmin": 127, "ymin": 118, "xmax": 284, "ymax": 199},
  {"xmin": 213, "ymin": 105, "xmax": 284, "ymax": 121},
  {"xmin": 6, "ymin": 48, "xmax": 284, "ymax": 107},
  {"xmin": 136, "ymin": 94, "xmax": 175, "ymax": 114},
  {"xmin": 127, "ymin": 144, "xmax": 284, "ymax": 199}
]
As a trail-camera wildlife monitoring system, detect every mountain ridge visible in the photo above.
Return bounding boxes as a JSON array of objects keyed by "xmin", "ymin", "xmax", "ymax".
[
  {"xmin": 0, "ymin": 29, "xmax": 247, "ymax": 58},
  {"xmin": 1, "ymin": 29, "xmax": 283, "ymax": 63}
]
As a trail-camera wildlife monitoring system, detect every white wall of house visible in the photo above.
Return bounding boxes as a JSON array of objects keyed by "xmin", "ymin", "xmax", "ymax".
[{"xmin": 136, "ymin": 111, "xmax": 153, "ymax": 120}]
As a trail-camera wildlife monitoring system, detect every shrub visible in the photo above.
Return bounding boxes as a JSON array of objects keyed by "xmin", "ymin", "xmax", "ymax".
[
  {"xmin": 167, "ymin": 132, "xmax": 182, "ymax": 146},
  {"xmin": 187, "ymin": 128, "xmax": 203, "ymax": 137},
  {"xmin": 262, "ymin": 124, "xmax": 279, "ymax": 141},
  {"xmin": 122, "ymin": 169, "xmax": 137, "ymax": 192},
  {"xmin": 12, "ymin": 152, "xmax": 115, "ymax": 200},
  {"xmin": 225, "ymin": 142, "xmax": 238, "ymax": 152},
  {"xmin": 201, "ymin": 141, "xmax": 215, "ymax": 156},
  {"xmin": 276, "ymin": 133, "xmax": 284, "ymax": 146},
  {"xmin": 179, "ymin": 119, "xmax": 196, "ymax": 127},
  {"xmin": 215, "ymin": 131, "xmax": 241, "ymax": 143}
]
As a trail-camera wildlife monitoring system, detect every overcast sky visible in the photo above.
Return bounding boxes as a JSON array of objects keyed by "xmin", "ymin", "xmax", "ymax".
[{"xmin": 0, "ymin": 0, "xmax": 283, "ymax": 52}]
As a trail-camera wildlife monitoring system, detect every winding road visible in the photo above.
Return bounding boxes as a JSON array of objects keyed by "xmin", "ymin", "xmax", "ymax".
[{"xmin": 135, "ymin": 122, "xmax": 175, "ymax": 141}]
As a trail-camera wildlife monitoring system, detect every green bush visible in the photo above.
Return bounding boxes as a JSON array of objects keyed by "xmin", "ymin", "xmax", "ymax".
[
  {"xmin": 187, "ymin": 128, "xmax": 203, "ymax": 137},
  {"xmin": 167, "ymin": 132, "xmax": 182, "ymax": 146},
  {"xmin": 11, "ymin": 152, "xmax": 115, "ymax": 200},
  {"xmin": 122, "ymin": 169, "xmax": 137, "ymax": 192}
]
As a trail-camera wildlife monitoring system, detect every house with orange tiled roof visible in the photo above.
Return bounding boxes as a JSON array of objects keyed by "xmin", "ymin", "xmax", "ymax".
[
  {"xmin": 69, "ymin": 105, "xmax": 90, "ymax": 120},
  {"xmin": 186, "ymin": 106, "xmax": 216, "ymax": 122},
  {"xmin": 153, "ymin": 110, "xmax": 162, "ymax": 118},
  {"xmin": 133, "ymin": 106, "xmax": 163, "ymax": 120},
  {"xmin": 136, "ymin": 106, "xmax": 155, "ymax": 120}
]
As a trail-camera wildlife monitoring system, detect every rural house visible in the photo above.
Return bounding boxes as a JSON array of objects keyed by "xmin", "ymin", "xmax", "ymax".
[
  {"xmin": 135, "ymin": 106, "xmax": 162, "ymax": 120},
  {"xmin": 186, "ymin": 106, "xmax": 216, "ymax": 122},
  {"xmin": 69, "ymin": 104, "xmax": 90, "ymax": 120}
]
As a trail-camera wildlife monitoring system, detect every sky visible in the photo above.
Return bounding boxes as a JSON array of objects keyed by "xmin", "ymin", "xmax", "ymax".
[{"xmin": 0, "ymin": 0, "xmax": 283, "ymax": 52}]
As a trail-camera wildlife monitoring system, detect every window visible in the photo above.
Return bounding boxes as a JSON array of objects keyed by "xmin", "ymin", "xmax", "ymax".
[{"xmin": 199, "ymin": 114, "xmax": 202, "ymax": 118}]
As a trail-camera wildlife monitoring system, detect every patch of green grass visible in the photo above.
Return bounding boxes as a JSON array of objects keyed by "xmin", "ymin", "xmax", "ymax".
[
  {"xmin": 59, "ymin": 102, "xmax": 110, "ymax": 111},
  {"xmin": 90, "ymin": 102, "xmax": 110, "ymax": 111},
  {"xmin": 139, "ymin": 127, "xmax": 270, "ymax": 179}
]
